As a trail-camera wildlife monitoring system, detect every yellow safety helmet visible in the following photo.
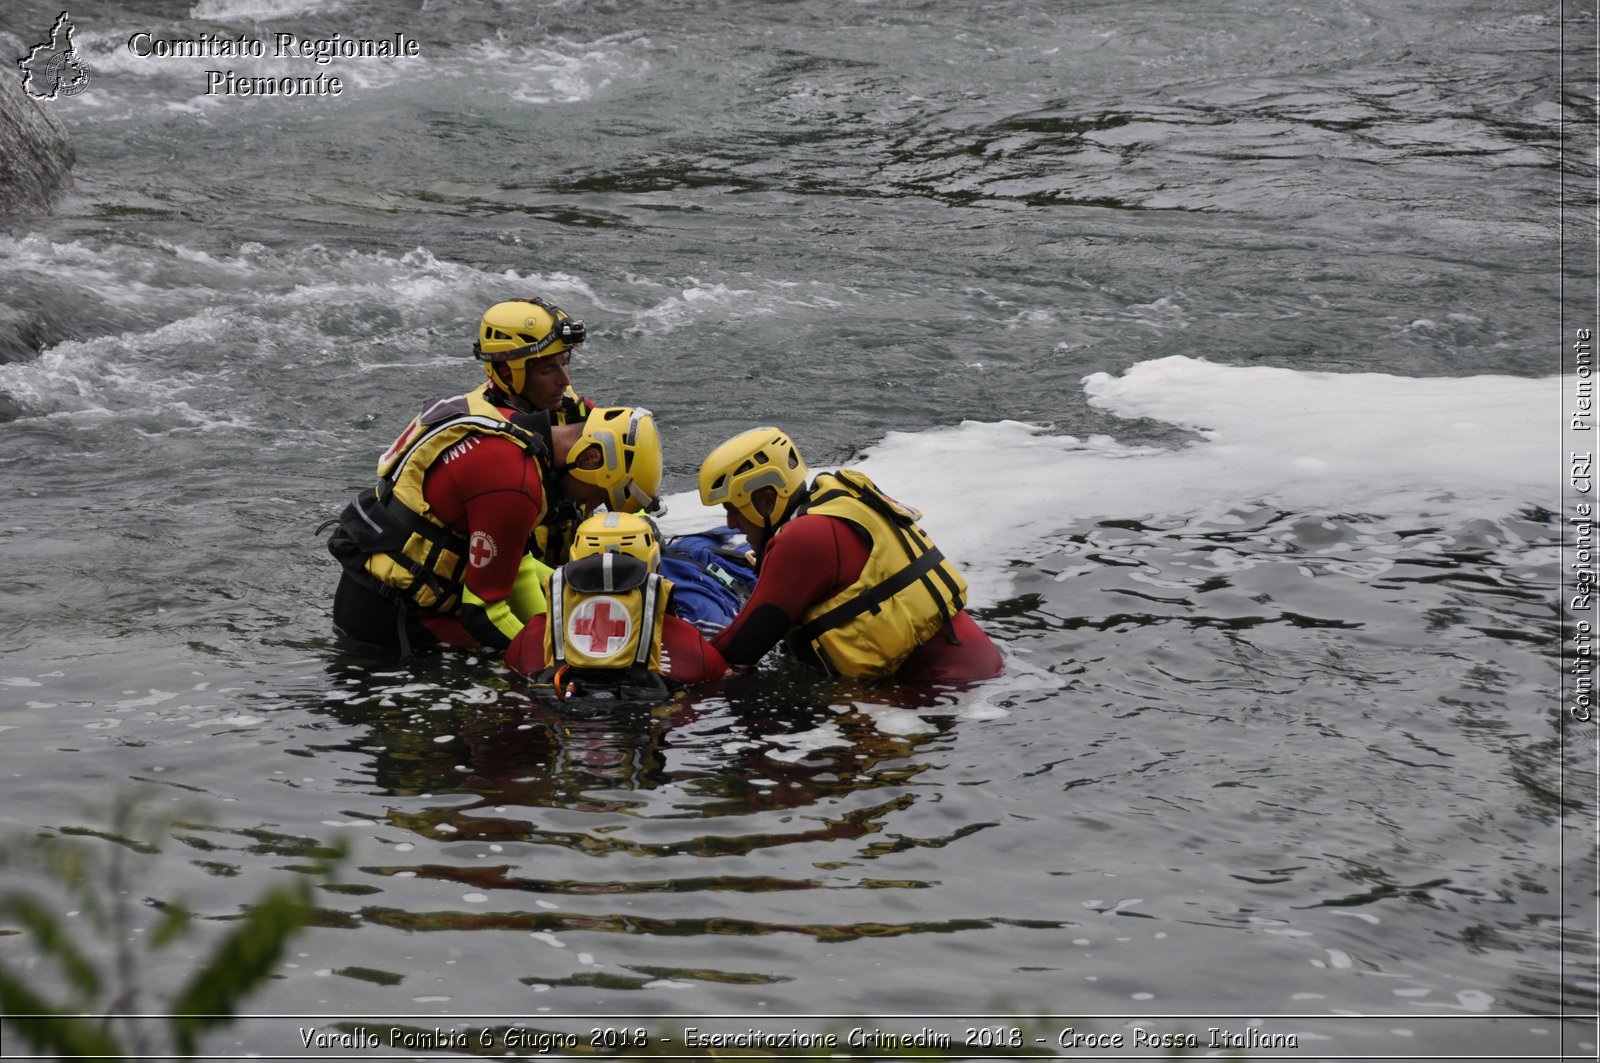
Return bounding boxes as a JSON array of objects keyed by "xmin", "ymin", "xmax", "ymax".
[
  {"xmin": 472, "ymin": 297, "xmax": 585, "ymax": 394},
  {"xmin": 698, "ymin": 427, "xmax": 809, "ymax": 527},
  {"xmin": 570, "ymin": 511, "xmax": 662, "ymax": 571},
  {"xmin": 565, "ymin": 406, "xmax": 662, "ymax": 513}
]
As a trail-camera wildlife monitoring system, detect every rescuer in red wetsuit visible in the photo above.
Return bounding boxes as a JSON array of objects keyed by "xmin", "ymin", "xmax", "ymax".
[
  {"xmin": 697, "ymin": 428, "xmax": 1003, "ymax": 684},
  {"xmin": 327, "ymin": 297, "xmax": 662, "ymax": 656},
  {"xmin": 504, "ymin": 512, "xmax": 729, "ymax": 693}
]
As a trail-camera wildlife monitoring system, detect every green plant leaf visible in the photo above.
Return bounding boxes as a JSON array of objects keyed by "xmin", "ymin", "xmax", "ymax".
[
  {"xmin": 0, "ymin": 894, "xmax": 101, "ymax": 1002},
  {"xmin": 168, "ymin": 881, "xmax": 315, "ymax": 1055},
  {"xmin": 150, "ymin": 898, "xmax": 193, "ymax": 949},
  {"xmin": 0, "ymin": 970, "xmax": 123, "ymax": 1061}
]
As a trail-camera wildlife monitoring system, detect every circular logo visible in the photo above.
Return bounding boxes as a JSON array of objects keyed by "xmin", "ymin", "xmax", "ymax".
[
  {"xmin": 468, "ymin": 531, "xmax": 497, "ymax": 568},
  {"xmin": 566, "ymin": 595, "xmax": 633, "ymax": 657},
  {"xmin": 45, "ymin": 52, "xmax": 92, "ymax": 98}
]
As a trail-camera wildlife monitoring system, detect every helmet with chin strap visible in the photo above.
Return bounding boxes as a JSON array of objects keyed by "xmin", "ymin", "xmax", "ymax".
[
  {"xmin": 570, "ymin": 511, "xmax": 662, "ymax": 571},
  {"xmin": 698, "ymin": 427, "xmax": 809, "ymax": 528},
  {"xmin": 473, "ymin": 297, "xmax": 585, "ymax": 395},
  {"xmin": 565, "ymin": 406, "xmax": 662, "ymax": 514}
]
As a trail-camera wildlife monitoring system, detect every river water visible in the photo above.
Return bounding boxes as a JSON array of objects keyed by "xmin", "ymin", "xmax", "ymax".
[{"xmin": 1, "ymin": 0, "xmax": 1596, "ymax": 1059}]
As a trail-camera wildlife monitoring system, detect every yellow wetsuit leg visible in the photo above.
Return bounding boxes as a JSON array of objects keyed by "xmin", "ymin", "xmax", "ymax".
[{"xmin": 508, "ymin": 554, "xmax": 552, "ymax": 621}]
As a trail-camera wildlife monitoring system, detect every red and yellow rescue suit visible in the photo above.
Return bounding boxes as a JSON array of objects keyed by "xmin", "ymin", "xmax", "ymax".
[
  {"xmin": 328, "ymin": 383, "xmax": 568, "ymax": 655},
  {"xmin": 712, "ymin": 470, "xmax": 1004, "ymax": 683}
]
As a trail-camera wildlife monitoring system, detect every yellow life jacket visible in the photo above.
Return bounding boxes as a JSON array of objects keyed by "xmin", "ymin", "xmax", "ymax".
[
  {"xmin": 543, "ymin": 553, "xmax": 671, "ymax": 677},
  {"xmin": 550, "ymin": 385, "xmax": 594, "ymax": 426},
  {"xmin": 481, "ymin": 381, "xmax": 590, "ymax": 426},
  {"xmin": 785, "ymin": 469, "xmax": 968, "ymax": 678},
  {"xmin": 328, "ymin": 388, "xmax": 550, "ymax": 614}
]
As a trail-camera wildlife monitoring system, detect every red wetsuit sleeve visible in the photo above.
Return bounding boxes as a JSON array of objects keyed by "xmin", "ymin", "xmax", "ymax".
[
  {"xmin": 711, "ymin": 514, "xmax": 867, "ymax": 667},
  {"xmin": 423, "ymin": 435, "xmax": 546, "ymax": 605},
  {"xmin": 662, "ymin": 616, "xmax": 728, "ymax": 684}
]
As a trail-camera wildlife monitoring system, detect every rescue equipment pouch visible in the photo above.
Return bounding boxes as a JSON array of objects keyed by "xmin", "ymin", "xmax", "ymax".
[{"xmin": 538, "ymin": 552, "xmax": 675, "ymax": 704}]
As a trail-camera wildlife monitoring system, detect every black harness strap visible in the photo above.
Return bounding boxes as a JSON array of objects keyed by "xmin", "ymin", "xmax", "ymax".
[
  {"xmin": 792, "ymin": 472, "xmax": 967, "ymax": 652},
  {"xmin": 791, "ymin": 545, "xmax": 951, "ymax": 648},
  {"xmin": 803, "ymin": 486, "xmax": 852, "ymax": 510},
  {"xmin": 866, "ymin": 505, "xmax": 963, "ymax": 635},
  {"xmin": 372, "ymin": 491, "xmax": 469, "ymax": 609}
]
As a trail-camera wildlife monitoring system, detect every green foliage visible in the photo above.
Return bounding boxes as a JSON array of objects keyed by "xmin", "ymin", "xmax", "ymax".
[
  {"xmin": 0, "ymin": 790, "xmax": 344, "ymax": 1061},
  {"xmin": 0, "ymin": 974, "xmax": 121, "ymax": 1062},
  {"xmin": 167, "ymin": 875, "xmax": 318, "ymax": 1057}
]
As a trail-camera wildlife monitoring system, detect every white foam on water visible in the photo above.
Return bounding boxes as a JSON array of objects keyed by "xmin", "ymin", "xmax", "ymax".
[
  {"xmin": 660, "ymin": 356, "xmax": 1561, "ymax": 606},
  {"xmin": 471, "ymin": 32, "xmax": 652, "ymax": 105},
  {"xmin": 623, "ymin": 278, "xmax": 856, "ymax": 336},
  {"xmin": 877, "ymin": 359, "xmax": 1555, "ymax": 602},
  {"xmin": 853, "ymin": 704, "xmax": 938, "ymax": 736},
  {"xmin": 0, "ymin": 238, "xmax": 493, "ymax": 316},
  {"xmin": 763, "ymin": 722, "xmax": 850, "ymax": 762},
  {"xmin": 0, "ymin": 239, "xmax": 605, "ymax": 423},
  {"xmin": 0, "ymin": 234, "xmax": 180, "ymax": 307},
  {"xmin": 1079, "ymin": 355, "xmax": 1550, "ymax": 515},
  {"xmin": 190, "ymin": 0, "xmax": 342, "ymax": 19},
  {"xmin": 628, "ymin": 283, "xmax": 762, "ymax": 333}
]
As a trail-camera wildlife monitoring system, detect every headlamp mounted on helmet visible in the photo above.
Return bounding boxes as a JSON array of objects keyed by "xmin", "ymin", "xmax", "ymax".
[{"xmin": 473, "ymin": 296, "xmax": 586, "ymax": 365}]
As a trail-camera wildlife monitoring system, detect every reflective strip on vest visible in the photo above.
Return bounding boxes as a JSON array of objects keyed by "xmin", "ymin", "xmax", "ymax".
[{"xmin": 545, "ymin": 568, "xmax": 669, "ymax": 673}]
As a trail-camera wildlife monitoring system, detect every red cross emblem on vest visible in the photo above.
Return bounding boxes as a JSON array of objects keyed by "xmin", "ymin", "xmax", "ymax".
[{"xmin": 567, "ymin": 595, "xmax": 633, "ymax": 657}]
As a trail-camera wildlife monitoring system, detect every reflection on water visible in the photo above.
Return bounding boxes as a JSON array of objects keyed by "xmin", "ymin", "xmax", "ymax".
[
  {"xmin": 249, "ymin": 656, "xmax": 1094, "ymax": 1005},
  {"xmin": 229, "ymin": 501, "xmax": 1588, "ymax": 1034},
  {"xmin": 0, "ymin": 492, "xmax": 1586, "ymax": 1049},
  {"xmin": 312, "ymin": 658, "xmax": 966, "ymax": 814}
]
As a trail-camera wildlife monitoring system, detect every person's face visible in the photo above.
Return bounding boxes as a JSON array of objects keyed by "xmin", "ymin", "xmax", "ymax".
[
  {"xmin": 515, "ymin": 350, "xmax": 572, "ymax": 411},
  {"xmin": 558, "ymin": 444, "xmax": 610, "ymax": 515},
  {"xmin": 723, "ymin": 493, "xmax": 777, "ymax": 551},
  {"xmin": 566, "ymin": 479, "xmax": 609, "ymax": 515},
  {"xmin": 723, "ymin": 504, "xmax": 761, "ymax": 547}
]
